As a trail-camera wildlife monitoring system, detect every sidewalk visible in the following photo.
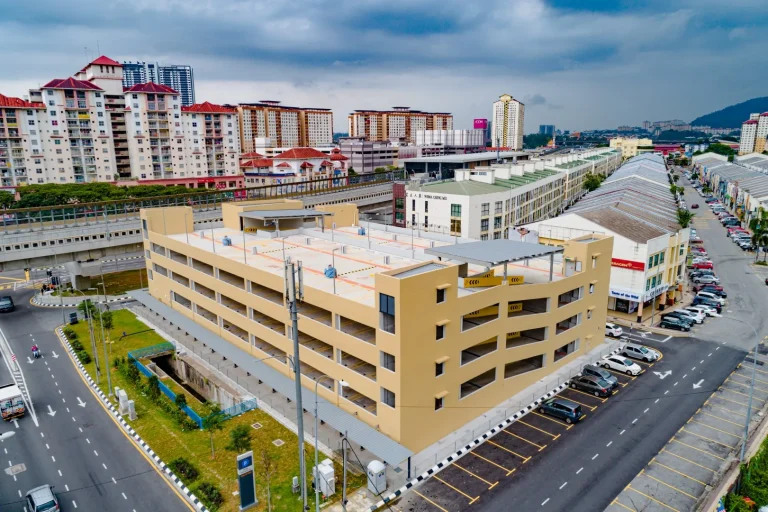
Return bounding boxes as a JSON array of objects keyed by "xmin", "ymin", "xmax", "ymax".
[{"xmin": 31, "ymin": 292, "xmax": 132, "ymax": 307}]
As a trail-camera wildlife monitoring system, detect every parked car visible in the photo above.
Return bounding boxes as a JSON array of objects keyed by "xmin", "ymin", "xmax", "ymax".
[
  {"xmin": 661, "ymin": 311, "xmax": 695, "ymax": 327},
  {"xmin": 705, "ymin": 198, "xmax": 718, "ymax": 203},
  {"xmin": 0, "ymin": 296, "xmax": 14, "ymax": 313},
  {"xmin": 693, "ymin": 296, "xmax": 722, "ymax": 313},
  {"xmin": 723, "ymin": 220, "xmax": 741, "ymax": 227},
  {"xmin": 693, "ymin": 275, "xmax": 720, "ymax": 285},
  {"xmin": 26, "ymin": 485, "xmax": 59, "ymax": 512},
  {"xmin": 621, "ymin": 343, "xmax": 661, "ymax": 362},
  {"xmin": 696, "ymin": 291, "xmax": 725, "ymax": 305},
  {"xmin": 670, "ymin": 309, "xmax": 704, "ymax": 324},
  {"xmin": 691, "ymin": 203, "xmax": 699, "ymax": 209},
  {"xmin": 570, "ymin": 375, "xmax": 614, "ymax": 397},
  {"xmin": 692, "ymin": 261, "xmax": 714, "ymax": 270},
  {"xmin": 685, "ymin": 305, "xmax": 717, "ymax": 317},
  {"xmin": 600, "ymin": 355, "xmax": 643, "ymax": 376},
  {"xmin": 700, "ymin": 287, "xmax": 727, "ymax": 298},
  {"xmin": 538, "ymin": 398, "xmax": 584, "ymax": 424},
  {"xmin": 605, "ymin": 323, "xmax": 623, "ymax": 337},
  {"xmin": 660, "ymin": 316, "xmax": 692, "ymax": 331},
  {"xmin": 581, "ymin": 364, "xmax": 619, "ymax": 390}
]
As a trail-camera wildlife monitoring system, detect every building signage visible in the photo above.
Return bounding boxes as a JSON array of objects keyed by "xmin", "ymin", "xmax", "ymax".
[
  {"xmin": 464, "ymin": 302, "xmax": 523, "ymax": 319},
  {"xmin": 463, "ymin": 275, "xmax": 524, "ymax": 288},
  {"xmin": 473, "ymin": 119, "xmax": 488, "ymax": 129},
  {"xmin": 609, "ymin": 288, "xmax": 641, "ymax": 302},
  {"xmin": 610, "ymin": 258, "xmax": 645, "ymax": 271},
  {"xmin": 423, "ymin": 194, "xmax": 447, "ymax": 200}
]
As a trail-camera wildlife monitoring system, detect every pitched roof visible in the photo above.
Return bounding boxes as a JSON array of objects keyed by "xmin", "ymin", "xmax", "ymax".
[
  {"xmin": 42, "ymin": 78, "xmax": 103, "ymax": 91},
  {"xmin": 320, "ymin": 160, "xmax": 333, "ymax": 166},
  {"xmin": 89, "ymin": 56, "xmax": 122, "ymax": 67},
  {"xmin": 124, "ymin": 83, "xmax": 178, "ymax": 94},
  {"xmin": 744, "ymin": 120, "xmax": 758, "ymax": 125},
  {"xmin": 240, "ymin": 152, "xmax": 264, "ymax": 159},
  {"xmin": 0, "ymin": 93, "xmax": 45, "ymax": 109},
  {"xmin": 240, "ymin": 158, "xmax": 273, "ymax": 168},
  {"xmin": 273, "ymin": 147, "xmax": 328, "ymax": 160},
  {"xmin": 181, "ymin": 101, "xmax": 237, "ymax": 113},
  {"xmin": 276, "ymin": 162, "xmax": 292, "ymax": 168},
  {"xmin": 300, "ymin": 161, "xmax": 315, "ymax": 168},
  {"xmin": 330, "ymin": 148, "xmax": 349, "ymax": 161}
]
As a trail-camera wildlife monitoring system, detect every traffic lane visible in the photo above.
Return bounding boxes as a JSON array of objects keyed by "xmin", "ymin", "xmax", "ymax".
[
  {"xmin": 0, "ymin": 294, "xmax": 190, "ymax": 512},
  {"xmin": 476, "ymin": 338, "xmax": 744, "ymax": 512}
]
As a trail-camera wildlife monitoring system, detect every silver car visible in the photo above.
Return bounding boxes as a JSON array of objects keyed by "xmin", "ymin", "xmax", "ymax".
[{"xmin": 621, "ymin": 343, "xmax": 660, "ymax": 362}]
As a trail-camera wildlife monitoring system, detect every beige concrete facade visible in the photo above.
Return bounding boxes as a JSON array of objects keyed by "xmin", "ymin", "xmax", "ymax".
[
  {"xmin": 142, "ymin": 200, "xmax": 613, "ymax": 453},
  {"xmin": 610, "ymin": 137, "xmax": 653, "ymax": 159}
]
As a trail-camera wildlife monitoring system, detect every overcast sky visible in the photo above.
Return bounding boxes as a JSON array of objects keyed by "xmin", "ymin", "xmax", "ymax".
[{"xmin": 1, "ymin": 0, "xmax": 766, "ymax": 133}]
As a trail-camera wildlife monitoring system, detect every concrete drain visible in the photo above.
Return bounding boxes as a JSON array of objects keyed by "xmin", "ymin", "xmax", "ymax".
[
  {"xmin": 272, "ymin": 439, "xmax": 285, "ymax": 447},
  {"xmin": 252, "ymin": 423, "xmax": 263, "ymax": 430}
]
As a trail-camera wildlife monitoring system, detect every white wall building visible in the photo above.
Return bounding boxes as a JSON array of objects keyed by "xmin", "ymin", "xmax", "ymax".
[
  {"xmin": 491, "ymin": 94, "xmax": 525, "ymax": 150},
  {"xmin": 181, "ymin": 102, "xmax": 240, "ymax": 178},
  {"xmin": 414, "ymin": 129, "xmax": 485, "ymax": 147},
  {"xmin": 740, "ymin": 115, "xmax": 759, "ymax": 155}
]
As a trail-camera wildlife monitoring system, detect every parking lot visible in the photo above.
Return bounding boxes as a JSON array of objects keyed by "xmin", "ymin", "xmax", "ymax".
[
  {"xmin": 607, "ymin": 342, "xmax": 768, "ymax": 512},
  {"xmin": 397, "ymin": 334, "xmax": 664, "ymax": 512}
]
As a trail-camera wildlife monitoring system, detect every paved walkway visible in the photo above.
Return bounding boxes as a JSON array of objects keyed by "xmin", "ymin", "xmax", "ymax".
[{"xmin": 32, "ymin": 291, "xmax": 132, "ymax": 307}]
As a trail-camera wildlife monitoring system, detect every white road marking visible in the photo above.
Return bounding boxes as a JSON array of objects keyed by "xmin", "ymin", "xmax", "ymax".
[
  {"xmin": 112, "ymin": 477, "xmax": 117, "ymax": 484},
  {"xmin": 674, "ymin": 382, "xmax": 678, "ymax": 386},
  {"xmin": 716, "ymin": 347, "xmax": 720, "ymax": 351},
  {"xmin": 103, "ymin": 463, "xmax": 107, "ymax": 470},
  {"xmin": 4, "ymin": 448, "xmax": 6, "ymax": 454},
  {"xmin": 86, "ymin": 438, "xmax": 90, "ymax": 444},
  {"xmin": 12, "ymin": 474, "xmax": 15, "ymax": 481},
  {"xmin": 542, "ymin": 498, "xmax": 550, "ymax": 506},
  {"xmin": 54, "ymin": 382, "xmax": 57, "ymax": 387},
  {"xmin": 71, "ymin": 417, "xmax": 75, "ymax": 422},
  {"xmin": 73, "ymin": 501, "xmax": 77, "ymax": 508},
  {"xmin": 643, "ymin": 408, "xmax": 649, "ymax": 414},
  {"xmin": 122, "ymin": 493, "xmax": 127, "ymax": 500},
  {"xmin": 17, "ymin": 490, "xmax": 21, "ymax": 497},
  {"xmin": 607, "ymin": 441, "xmax": 613, "ymax": 447},
  {"xmin": 576, "ymin": 467, "xmax": 583, "ymax": 474},
  {"xmin": 664, "ymin": 390, "xmax": 669, "ymax": 395},
  {"xmin": 58, "ymin": 469, "xmax": 62, "ymax": 476},
  {"xmin": 94, "ymin": 450, "xmax": 98, "ymax": 456},
  {"xmin": 40, "ymin": 432, "xmax": 44, "ymax": 438},
  {"xmin": 65, "ymin": 485, "xmax": 69, "ymax": 492},
  {"xmin": 7, "ymin": 461, "xmax": 10, "ymax": 467},
  {"xmin": 701, "ymin": 360, "xmax": 705, "ymax": 364},
  {"xmin": 78, "ymin": 427, "xmax": 82, "ymax": 433},
  {"xmin": 632, "ymin": 418, "xmax": 638, "ymax": 424},
  {"xmin": 560, "ymin": 482, "xmax": 568, "ymax": 489},
  {"xmin": 683, "ymin": 374, "xmax": 688, "ymax": 379},
  {"xmin": 692, "ymin": 367, "xmax": 696, "ymax": 371},
  {"xmin": 620, "ymin": 430, "xmax": 625, "ymax": 435},
  {"xmin": 655, "ymin": 399, "xmax": 660, "ymax": 404},
  {"xmin": 51, "ymin": 456, "xmax": 55, "ymax": 462},
  {"xmin": 662, "ymin": 336, "xmax": 672, "ymax": 343},
  {"xmin": 709, "ymin": 353, "xmax": 712, "ymax": 357},
  {"xmin": 45, "ymin": 443, "xmax": 49, "ymax": 450},
  {"xmin": 592, "ymin": 453, "xmax": 599, "ymax": 460},
  {"xmin": 58, "ymin": 390, "xmax": 61, "ymax": 394}
]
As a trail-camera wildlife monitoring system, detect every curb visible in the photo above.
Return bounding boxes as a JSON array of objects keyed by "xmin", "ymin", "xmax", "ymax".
[
  {"xmin": 31, "ymin": 296, "xmax": 132, "ymax": 308},
  {"xmin": 368, "ymin": 346, "xmax": 623, "ymax": 511},
  {"xmin": 31, "ymin": 256, "xmax": 145, "ymax": 272},
  {"xmin": 55, "ymin": 327, "xmax": 209, "ymax": 512}
]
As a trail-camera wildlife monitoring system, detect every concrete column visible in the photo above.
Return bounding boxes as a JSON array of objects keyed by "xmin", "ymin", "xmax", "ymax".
[{"xmin": 636, "ymin": 300, "xmax": 644, "ymax": 323}]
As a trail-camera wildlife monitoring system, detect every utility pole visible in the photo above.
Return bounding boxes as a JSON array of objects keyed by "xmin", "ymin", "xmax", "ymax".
[{"xmin": 286, "ymin": 261, "xmax": 308, "ymax": 510}]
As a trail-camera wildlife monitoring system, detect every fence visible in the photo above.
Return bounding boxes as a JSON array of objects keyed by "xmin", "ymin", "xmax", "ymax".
[{"xmin": 127, "ymin": 342, "xmax": 257, "ymax": 429}]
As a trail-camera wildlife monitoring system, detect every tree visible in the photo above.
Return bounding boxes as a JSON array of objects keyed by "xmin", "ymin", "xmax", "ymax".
[
  {"xmin": 261, "ymin": 448, "xmax": 278, "ymax": 512},
  {"xmin": 702, "ymin": 185, "xmax": 712, "ymax": 194},
  {"xmin": 202, "ymin": 403, "xmax": 226, "ymax": 459},
  {"xmin": 97, "ymin": 309, "xmax": 114, "ymax": 342},
  {"xmin": 676, "ymin": 208, "xmax": 696, "ymax": 228},
  {"xmin": 78, "ymin": 299, "xmax": 98, "ymax": 319},
  {"xmin": 227, "ymin": 424, "xmax": 252, "ymax": 452},
  {"xmin": 174, "ymin": 393, "xmax": 188, "ymax": 409},
  {"xmin": 750, "ymin": 208, "xmax": 768, "ymax": 262},
  {"xmin": 0, "ymin": 192, "xmax": 14, "ymax": 208},
  {"xmin": 373, "ymin": 167, "xmax": 387, "ymax": 174},
  {"xmin": 146, "ymin": 375, "xmax": 161, "ymax": 401},
  {"xmin": 583, "ymin": 174, "xmax": 603, "ymax": 192},
  {"xmin": 347, "ymin": 167, "xmax": 357, "ymax": 177}
]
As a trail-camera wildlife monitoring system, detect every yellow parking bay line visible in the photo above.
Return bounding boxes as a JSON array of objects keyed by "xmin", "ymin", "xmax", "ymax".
[
  {"xmin": 453, "ymin": 463, "xmax": 499, "ymax": 489},
  {"xmin": 517, "ymin": 419, "xmax": 561, "ymax": 439},
  {"xmin": 720, "ymin": 386, "xmax": 767, "ymax": 402},
  {"xmin": 710, "ymin": 394, "xmax": 751, "ymax": 408},
  {"xmin": 733, "ymin": 371, "xmax": 768, "ymax": 386},
  {"xmin": 529, "ymin": 411, "xmax": 573, "ymax": 430},
  {"xmin": 626, "ymin": 486, "xmax": 681, "ymax": 512},
  {"xmin": 651, "ymin": 461, "xmax": 708, "ymax": 486},
  {"xmin": 704, "ymin": 401, "xmax": 747, "ymax": 417},
  {"xmin": 434, "ymin": 476, "xmax": 480, "ymax": 505},
  {"xmin": 556, "ymin": 395, "xmax": 597, "ymax": 411},
  {"xmin": 566, "ymin": 387, "xmax": 608, "ymax": 403},
  {"xmin": 728, "ymin": 374, "xmax": 768, "ymax": 392},
  {"xmin": 680, "ymin": 428, "xmax": 737, "ymax": 450},
  {"xmin": 641, "ymin": 472, "xmax": 698, "ymax": 500},
  {"xmin": 611, "ymin": 499, "xmax": 637, "ymax": 512},
  {"xmin": 660, "ymin": 449, "xmax": 717, "ymax": 473},
  {"xmin": 671, "ymin": 438, "xmax": 727, "ymax": 461},
  {"xmin": 695, "ymin": 412, "xmax": 745, "ymax": 429},
  {"xmin": 487, "ymin": 440, "xmax": 532, "ymax": 462},
  {"xmin": 502, "ymin": 430, "xmax": 546, "ymax": 450},
  {"xmin": 688, "ymin": 419, "xmax": 741, "ymax": 439},
  {"xmin": 604, "ymin": 368, "xmax": 636, "ymax": 381},
  {"xmin": 412, "ymin": 490, "xmax": 449, "ymax": 512},
  {"xmin": 469, "ymin": 452, "xmax": 516, "ymax": 476}
]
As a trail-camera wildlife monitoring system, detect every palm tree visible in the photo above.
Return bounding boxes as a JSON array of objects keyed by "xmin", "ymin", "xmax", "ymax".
[
  {"xmin": 702, "ymin": 185, "xmax": 712, "ymax": 195},
  {"xmin": 749, "ymin": 208, "xmax": 768, "ymax": 261},
  {"xmin": 676, "ymin": 208, "xmax": 695, "ymax": 228}
]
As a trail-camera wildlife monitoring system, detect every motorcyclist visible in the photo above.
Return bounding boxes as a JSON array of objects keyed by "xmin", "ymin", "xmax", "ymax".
[{"xmin": 31, "ymin": 344, "xmax": 39, "ymax": 358}]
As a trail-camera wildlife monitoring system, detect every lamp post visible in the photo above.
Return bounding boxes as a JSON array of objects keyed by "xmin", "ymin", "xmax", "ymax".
[
  {"xmin": 95, "ymin": 278, "xmax": 113, "ymax": 397},
  {"xmin": 69, "ymin": 289, "xmax": 101, "ymax": 380},
  {"xmin": 314, "ymin": 376, "xmax": 347, "ymax": 512},
  {"xmin": 331, "ymin": 248, "xmax": 340, "ymax": 295}
]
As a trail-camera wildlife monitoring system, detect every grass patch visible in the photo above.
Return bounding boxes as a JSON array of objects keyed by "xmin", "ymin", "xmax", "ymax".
[
  {"xmin": 56, "ymin": 269, "xmax": 147, "ymax": 297},
  {"xmin": 63, "ymin": 309, "xmax": 365, "ymax": 511}
]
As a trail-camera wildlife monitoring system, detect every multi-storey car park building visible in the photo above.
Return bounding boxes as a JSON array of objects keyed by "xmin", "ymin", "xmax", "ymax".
[
  {"xmin": 139, "ymin": 199, "xmax": 612, "ymax": 453},
  {"xmin": 348, "ymin": 107, "xmax": 453, "ymax": 143},
  {"xmin": 237, "ymin": 101, "xmax": 333, "ymax": 152},
  {"xmin": 524, "ymin": 154, "xmax": 689, "ymax": 323}
]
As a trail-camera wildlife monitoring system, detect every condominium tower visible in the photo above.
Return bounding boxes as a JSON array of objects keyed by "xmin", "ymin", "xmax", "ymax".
[
  {"xmin": 739, "ymin": 113, "xmax": 768, "ymax": 155},
  {"xmin": 491, "ymin": 94, "xmax": 525, "ymax": 150},
  {"xmin": 237, "ymin": 101, "xmax": 334, "ymax": 152},
  {"xmin": 348, "ymin": 107, "xmax": 453, "ymax": 143}
]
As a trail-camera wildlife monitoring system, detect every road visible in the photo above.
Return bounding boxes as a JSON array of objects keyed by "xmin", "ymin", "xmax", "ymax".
[
  {"xmin": 0, "ymin": 288, "xmax": 189, "ymax": 511},
  {"xmin": 679, "ymin": 174, "xmax": 768, "ymax": 352}
]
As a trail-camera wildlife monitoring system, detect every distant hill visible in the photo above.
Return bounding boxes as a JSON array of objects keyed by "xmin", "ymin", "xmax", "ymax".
[{"xmin": 691, "ymin": 97, "xmax": 768, "ymax": 129}]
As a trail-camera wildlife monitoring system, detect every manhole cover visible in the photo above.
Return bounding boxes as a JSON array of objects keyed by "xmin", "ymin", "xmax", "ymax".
[
  {"xmin": 252, "ymin": 423, "xmax": 262, "ymax": 430},
  {"xmin": 5, "ymin": 463, "xmax": 26, "ymax": 476},
  {"xmin": 393, "ymin": 467, "xmax": 402, "ymax": 473},
  {"xmin": 273, "ymin": 439, "xmax": 285, "ymax": 447}
]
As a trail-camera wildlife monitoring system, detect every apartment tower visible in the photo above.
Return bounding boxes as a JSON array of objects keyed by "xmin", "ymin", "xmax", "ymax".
[
  {"xmin": 491, "ymin": 94, "xmax": 525, "ymax": 151},
  {"xmin": 348, "ymin": 107, "xmax": 453, "ymax": 143}
]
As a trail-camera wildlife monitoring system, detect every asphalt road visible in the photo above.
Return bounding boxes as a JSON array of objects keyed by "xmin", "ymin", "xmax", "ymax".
[
  {"xmin": 0, "ymin": 288, "xmax": 189, "ymax": 511},
  {"xmin": 679, "ymin": 175, "xmax": 768, "ymax": 352}
]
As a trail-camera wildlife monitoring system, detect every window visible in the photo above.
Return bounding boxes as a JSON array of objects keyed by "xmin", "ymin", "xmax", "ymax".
[
  {"xmin": 395, "ymin": 198, "xmax": 404, "ymax": 209},
  {"xmin": 381, "ymin": 388, "xmax": 396, "ymax": 408},
  {"xmin": 450, "ymin": 218, "xmax": 461, "ymax": 234},
  {"xmin": 495, "ymin": 201, "xmax": 503, "ymax": 214},
  {"xmin": 653, "ymin": 254, "xmax": 660, "ymax": 267},
  {"xmin": 587, "ymin": 309, "xmax": 593, "ymax": 319},
  {"xmin": 436, "ymin": 288, "xmax": 446, "ymax": 303},
  {"xmin": 659, "ymin": 251, "xmax": 665, "ymax": 263},
  {"xmin": 412, "ymin": 199, "xmax": 416, "ymax": 210},
  {"xmin": 648, "ymin": 255, "xmax": 653, "ymax": 268},
  {"xmin": 494, "ymin": 216, "xmax": 502, "ymax": 229},
  {"xmin": 481, "ymin": 203, "xmax": 490, "ymax": 216},
  {"xmin": 379, "ymin": 293, "xmax": 395, "ymax": 334},
  {"xmin": 481, "ymin": 234, "xmax": 489, "ymax": 241},
  {"xmin": 450, "ymin": 204, "xmax": 461, "ymax": 217},
  {"xmin": 646, "ymin": 279, "xmax": 650, "ymax": 291},
  {"xmin": 480, "ymin": 219, "xmax": 489, "ymax": 231},
  {"xmin": 592, "ymin": 256, "xmax": 597, "ymax": 269},
  {"xmin": 436, "ymin": 324, "xmax": 445, "ymax": 341},
  {"xmin": 589, "ymin": 283, "xmax": 594, "ymax": 294},
  {"xmin": 435, "ymin": 397, "xmax": 444, "ymax": 411},
  {"xmin": 380, "ymin": 352, "xmax": 396, "ymax": 372},
  {"xmin": 435, "ymin": 362, "xmax": 444, "ymax": 376}
]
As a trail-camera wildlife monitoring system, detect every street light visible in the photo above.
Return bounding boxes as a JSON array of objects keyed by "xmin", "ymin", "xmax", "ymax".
[
  {"xmin": 314, "ymin": 376, "xmax": 347, "ymax": 512},
  {"xmin": 69, "ymin": 289, "xmax": 101, "ymax": 381},
  {"xmin": 331, "ymin": 248, "xmax": 340, "ymax": 295}
]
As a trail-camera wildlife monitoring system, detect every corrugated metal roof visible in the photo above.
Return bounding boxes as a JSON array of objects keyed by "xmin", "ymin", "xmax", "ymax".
[
  {"xmin": 129, "ymin": 290, "xmax": 414, "ymax": 465},
  {"xmin": 239, "ymin": 209, "xmax": 333, "ymax": 220},
  {"xmin": 391, "ymin": 263, "xmax": 446, "ymax": 278},
  {"xmin": 425, "ymin": 239, "xmax": 562, "ymax": 267}
]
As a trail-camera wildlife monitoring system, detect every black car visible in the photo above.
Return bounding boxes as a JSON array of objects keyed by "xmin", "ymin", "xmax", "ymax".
[
  {"xmin": 0, "ymin": 296, "xmax": 14, "ymax": 313},
  {"xmin": 693, "ymin": 296, "xmax": 722, "ymax": 312},
  {"xmin": 661, "ymin": 311, "xmax": 695, "ymax": 326},
  {"xmin": 698, "ymin": 286, "xmax": 727, "ymax": 298},
  {"xmin": 659, "ymin": 317, "xmax": 691, "ymax": 331},
  {"xmin": 570, "ymin": 375, "xmax": 614, "ymax": 397}
]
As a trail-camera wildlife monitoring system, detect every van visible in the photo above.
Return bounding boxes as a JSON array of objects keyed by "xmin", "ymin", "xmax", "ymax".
[{"xmin": 538, "ymin": 398, "xmax": 584, "ymax": 424}]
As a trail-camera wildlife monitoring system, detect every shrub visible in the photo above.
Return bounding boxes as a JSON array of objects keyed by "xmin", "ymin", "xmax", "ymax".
[
  {"xmin": 194, "ymin": 482, "xmax": 223, "ymax": 510},
  {"xmin": 724, "ymin": 493, "xmax": 754, "ymax": 512},
  {"xmin": 62, "ymin": 327, "xmax": 76, "ymax": 339},
  {"xmin": 125, "ymin": 363, "xmax": 141, "ymax": 385},
  {"xmin": 175, "ymin": 393, "xmax": 188, "ymax": 409},
  {"xmin": 76, "ymin": 350, "xmax": 91, "ymax": 364},
  {"xmin": 756, "ymin": 261, "xmax": 768, "ymax": 266},
  {"xmin": 146, "ymin": 375, "xmax": 161, "ymax": 401},
  {"xmin": 70, "ymin": 340, "xmax": 84, "ymax": 351},
  {"xmin": 227, "ymin": 424, "xmax": 252, "ymax": 452},
  {"xmin": 167, "ymin": 457, "xmax": 199, "ymax": 483}
]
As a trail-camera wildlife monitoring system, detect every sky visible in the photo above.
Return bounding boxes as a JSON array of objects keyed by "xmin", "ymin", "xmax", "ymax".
[{"xmin": 1, "ymin": 0, "xmax": 767, "ymax": 133}]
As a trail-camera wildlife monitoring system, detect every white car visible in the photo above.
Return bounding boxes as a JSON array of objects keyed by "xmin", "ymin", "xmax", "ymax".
[
  {"xmin": 696, "ymin": 291, "xmax": 725, "ymax": 305},
  {"xmin": 674, "ymin": 309, "xmax": 704, "ymax": 324},
  {"xmin": 686, "ymin": 305, "xmax": 717, "ymax": 317},
  {"xmin": 691, "ymin": 257, "xmax": 710, "ymax": 264},
  {"xmin": 605, "ymin": 322, "xmax": 623, "ymax": 337},
  {"xmin": 600, "ymin": 355, "xmax": 643, "ymax": 376}
]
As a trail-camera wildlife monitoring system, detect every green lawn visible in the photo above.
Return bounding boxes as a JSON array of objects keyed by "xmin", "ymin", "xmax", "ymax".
[
  {"xmin": 63, "ymin": 309, "xmax": 364, "ymax": 511},
  {"xmin": 56, "ymin": 269, "xmax": 147, "ymax": 297}
]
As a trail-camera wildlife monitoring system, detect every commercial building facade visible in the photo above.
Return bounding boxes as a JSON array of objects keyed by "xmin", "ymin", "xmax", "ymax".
[
  {"xmin": 238, "ymin": 101, "xmax": 333, "ymax": 152},
  {"xmin": 609, "ymin": 137, "xmax": 653, "ymax": 159},
  {"xmin": 338, "ymin": 137, "xmax": 398, "ymax": 174},
  {"xmin": 348, "ymin": 107, "xmax": 453, "ymax": 143},
  {"xmin": 141, "ymin": 199, "xmax": 612, "ymax": 453},
  {"xmin": 491, "ymin": 94, "xmax": 525, "ymax": 150}
]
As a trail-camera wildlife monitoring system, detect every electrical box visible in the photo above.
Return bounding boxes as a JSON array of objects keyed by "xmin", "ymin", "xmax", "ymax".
[
  {"xmin": 313, "ymin": 459, "xmax": 336, "ymax": 496},
  {"xmin": 367, "ymin": 460, "xmax": 387, "ymax": 495}
]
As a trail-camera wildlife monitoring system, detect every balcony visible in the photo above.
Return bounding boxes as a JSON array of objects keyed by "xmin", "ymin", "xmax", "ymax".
[{"xmin": 504, "ymin": 355, "xmax": 544, "ymax": 379}]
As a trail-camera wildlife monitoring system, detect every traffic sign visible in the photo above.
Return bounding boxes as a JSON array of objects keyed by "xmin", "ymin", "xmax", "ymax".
[
  {"xmin": 463, "ymin": 275, "xmax": 524, "ymax": 288},
  {"xmin": 464, "ymin": 302, "xmax": 523, "ymax": 318}
]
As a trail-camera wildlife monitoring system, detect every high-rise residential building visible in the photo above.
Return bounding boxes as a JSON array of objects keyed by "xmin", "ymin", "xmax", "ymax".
[
  {"xmin": 739, "ymin": 113, "xmax": 768, "ymax": 155},
  {"xmin": 491, "ymin": 94, "xmax": 525, "ymax": 150},
  {"xmin": 348, "ymin": 107, "xmax": 453, "ymax": 143},
  {"xmin": 181, "ymin": 102, "xmax": 241, "ymax": 178},
  {"xmin": 539, "ymin": 125, "xmax": 555, "ymax": 136},
  {"xmin": 122, "ymin": 61, "xmax": 196, "ymax": 106},
  {"xmin": 237, "ymin": 101, "xmax": 333, "ymax": 152},
  {"xmin": 642, "ymin": 120, "xmax": 652, "ymax": 131},
  {"xmin": 0, "ymin": 94, "xmax": 45, "ymax": 187}
]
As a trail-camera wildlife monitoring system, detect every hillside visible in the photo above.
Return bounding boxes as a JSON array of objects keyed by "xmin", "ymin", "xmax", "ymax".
[{"xmin": 691, "ymin": 97, "xmax": 768, "ymax": 128}]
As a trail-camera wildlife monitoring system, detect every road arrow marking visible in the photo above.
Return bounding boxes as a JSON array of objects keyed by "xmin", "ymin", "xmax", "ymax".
[
  {"xmin": 12, "ymin": 419, "xmax": 18, "ymax": 429},
  {"xmin": 51, "ymin": 351, "xmax": 59, "ymax": 359},
  {"xmin": 46, "ymin": 405, "xmax": 56, "ymax": 417},
  {"xmin": 26, "ymin": 357, "xmax": 33, "ymax": 365},
  {"xmin": 76, "ymin": 397, "xmax": 86, "ymax": 408},
  {"xmin": 693, "ymin": 379, "xmax": 704, "ymax": 389},
  {"xmin": 653, "ymin": 371, "xmax": 672, "ymax": 380}
]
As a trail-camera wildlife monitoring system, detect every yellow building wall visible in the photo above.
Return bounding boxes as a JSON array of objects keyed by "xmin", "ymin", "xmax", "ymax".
[
  {"xmin": 221, "ymin": 199, "xmax": 305, "ymax": 231},
  {"xmin": 315, "ymin": 203, "xmax": 359, "ymax": 228}
]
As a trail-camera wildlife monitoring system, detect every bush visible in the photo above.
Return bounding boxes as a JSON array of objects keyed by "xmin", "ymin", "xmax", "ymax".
[
  {"xmin": 756, "ymin": 261, "xmax": 768, "ymax": 266},
  {"xmin": 167, "ymin": 457, "xmax": 199, "ymax": 483},
  {"xmin": 76, "ymin": 350, "xmax": 91, "ymax": 364},
  {"xmin": 175, "ymin": 393, "xmax": 188, "ymax": 409},
  {"xmin": 70, "ymin": 339, "xmax": 84, "ymax": 351},
  {"xmin": 62, "ymin": 327, "xmax": 76, "ymax": 339},
  {"xmin": 227, "ymin": 424, "xmax": 252, "ymax": 452},
  {"xmin": 146, "ymin": 375, "xmax": 161, "ymax": 401},
  {"xmin": 724, "ymin": 492, "xmax": 754, "ymax": 512},
  {"xmin": 194, "ymin": 482, "xmax": 223, "ymax": 510}
]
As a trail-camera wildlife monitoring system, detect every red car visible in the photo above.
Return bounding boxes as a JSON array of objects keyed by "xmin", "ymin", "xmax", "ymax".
[
  {"xmin": 692, "ymin": 261, "xmax": 714, "ymax": 269},
  {"xmin": 691, "ymin": 204, "xmax": 699, "ymax": 209}
]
